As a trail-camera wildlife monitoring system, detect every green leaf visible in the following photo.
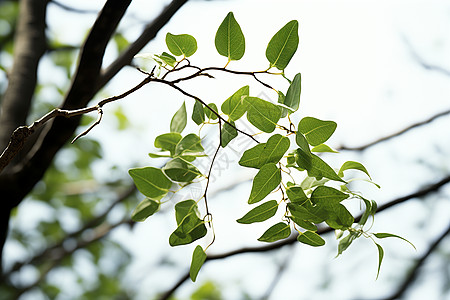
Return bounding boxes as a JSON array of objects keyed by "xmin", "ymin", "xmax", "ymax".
[
  {"xmin": 236, "ymin": 200, "xmax": 278, "ymax": 224},
  {"xmin": 297, "ymin": 231, "xmax": 325, "ymax": 247},
  {"xmin": 175, "ymin": 133, "xmax": 204, "ymax": 156},
  {"xmin": 258, "ymin": 222, "xmax": 291, "ymax": 242},
  {"xmin": 311, "ymin": 144, "xmax": 338, "ymax": 153},
  {"xmin": 163, "ymin": 158, "xmax": 202, "ymax": 182},
  {"xmin": 287, "ymin": 202, "xmax": 328, "ymax": 224},
  {"xmin": 375, "ymin": 243, "xmax": 384, "ymax": 280},
  {"xmin": 129, "ymin": 167, "xmax": 172, "ymax": 198},
  {"xmin": 286, "ymin": 185, "xmax": 308, "ymax": 205},
  {"xmin": 190, "ymin": 245, "xmax": 207, "ymax": 282},
  {"xmin": 265, "ymin": 20, "xmax": 299, "ymax": 70},
  {"xmin": 175, "ymin": 200, "xmax": 200, "ymax": 224},
  {"xmin": 296, "ymin": 131, "xmax": 311, "ymax": 157},
  {"xmin": 166, "ymin": 33, "xmax": 197, "ymax": 57},
  {"xmin": 170, "ymin": 200, "xmax": 207, "ymax": 246},
  {"xmin": 323, "ymin": 203, "xmax": 354, "ymax": 230},
  {"xmin": 215, "ymin": 12, "xmax": 245, "ymax": 61},
  {"xmin": 156, "ymin": 52, "xmax": 176, "ymax": 67},
  {"xmin": 338, "ymin": 161, "xmax": 372, "ymax": 179},
  {"xmin": 248, "ymin": 163, "xmax": 281, "ymax": 204},
  {"xmin": 298, "ymin": 117, "xmax": 337, "ymax": 146},
  {"xmin": 192, "ymin": 100, "xmax": 205, "ymax": 125},
  {"xmin": 114, "ymin": 33, "xmax": 129, "ymax": 53},
  {"xmin": 306, "ymin": 154, "xmax": 346, "ymax": 183},
  {"xmin": 283, "ymin": 73, "xmax": 301, "ymax": 112},
  {"xmin": 221, "ymin": 120, "xmax": 238, "ymax": 147},
  {"xmin": 239, "ymin": 144, "xmax": 266, "ymax": 169},
  {"xmin": 245, "ymin": 97, "xmax": 282, "ymax": 133},
  {"xmin": 131, "ymin": 197, "xmax": 161, "ymax": 222},
  {"xmin": 221, "ymin": 85, "xmax": 249, "ymax": 121},
  {"xmin": 289, "ymin": 216, "xmax": 317, "ymax": 231},
  {"xmin": 337, "ymin": 231, "xmax": 358, "ymax": 256},
  {"xmin": 205, "ymin": 103, "xmax": 219, "ymax": 120},
  {"xmin": 239, "ymin": 134, "xmax": 290, "ymax": 169},
  {"xmin": 310, "ymin": 186, "xmax": 349, "ymax": 205},
  {"xmin": 373, "ymin": 233, "xmax": 416, "ymax": 250},
  {"xmin": 359, "ymin": 198, "xmax": 372, "ymax": 226},
  {"xmin": 277, "ymin": 91, "xmax": 290, "ymax": 118},
  {"xmin": 154, "ymin": 132, "xmax": 182, "ymax": 156},
  {"xmin": 170, "ymin": 102, "xmax": 187, "ymax": 133}
]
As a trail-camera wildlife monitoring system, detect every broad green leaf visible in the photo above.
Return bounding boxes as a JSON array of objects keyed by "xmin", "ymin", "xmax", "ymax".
[
  {"xmin": 175, "ymin": 133, "xmax": 204, "ymax": 156},
  {"xmin": 373, "ymin": 233, "xmax": 416, "ymax": 250},
  {"xmin": 299, "ymin": 117, "xmax": 337, "ymax": 146},
  {"xmin": 337, "ymin": 231, "xmax": 358, "ymax": 256},
  {"xmin": 289, "ymin": 217, "xmax": 317, "ymax": 231},
  {"xmin": 175, "ymin": 199, "xmax": 199, "ymax": 224},
  {"xmin": 248, "ymin": 163, "xmax": 281, "ymax": 204},
  {"xmin": 245, "ymin": 97, "xmax": 282, "ymax": 133},
  {"xmin": 156, "ymin": 52, "xmax": 176, "ymax": 67},
  {"xmin": 298, "ymin": 231, "xmax": 325, "ymax": 247},
  {"xmin": 205, "ymin": 103, "xmax": 219, "ymax": 120},
  {"xmin": 154, "ymin": 132, "xmax": 182, "ymax": 156},
  {"xmin": 266, "ymin": 20, "xmax": 299, "ymax": 70},
  {"xmin": 375, "ymin": 243, "xmax": 384, "ymax": 280},
  {"xmin": 192, "ymin": 100, "xmax": 205, "ymax": 125},
  {"xmin": 283, "ymin": 73, "xmax": 301, "ymax": 112},
  {"xmin": 310, "ymin": 186, "xmax": 349, "ymax": 205},
  {"xmin": 236, "ymin": 200, "xmax": 278, "ymax": 224},
  {"xmin": 239, "ymin": 134, "xmax": 290, "ymax": 169},
  {"xmin": 288, "ymin": 202, "xmax": 328, "ymax": 224},
  {"xmin": 286, "ymin": 185, "xmax": 308, "ymax": 205},
  {"xmin": 323, "ymin": 203, "xmax": 354, "ymax": 230},
  {"xmin": 221, "ymin": 120, "xmax": 238, "ymax": 147},
  {"xmin": 300, "ymin": 176, "xmax": 329, "ymax": 190},
  {"xmin": 163, "ymin": 158, "xmax": 202, "ymax": 182},
  {"xmin": 215, "ymin": 12, "xmax": 245, "ymax": 61},
  {"xmin": 131, "ymin": 197, "xmax": 160, "ymax": 222},
  {"xmin": 170, "ymin": 200, "xmax": 207, "ymax": 246},
  {"xmin": 239, "ymin": 144, "xmax": 266, "ymax": 168},
  {"xmin": 166, "ymin": 33, "xmax": 197, "ymax": 57},
  {"xmin": 311, "ymin": 144, "xmax": 338, "ymax": 153},
  {"xmin": 221, "ymin": 85, "xmax": 249, "ymax": 121},
  {"xmin": 258, "ymin": 222, "xmax": 291, "ymax": 242},
  {"xmin": 170, "ymin": 102, "xmax": 187, "ymax": 133},
  {"xmin": 129, "ymin": 167, "xmax": 172, "ymax": 198},
  {"xmin": 307, "ymin": 154, "xmax": 346, "ymax": 183},
  {"xmin": 190, "ymin": 245, "xmax": 207, "ymax": 282},
  {"xmin": 338, "ymin": 161, "xmax": 372, "ymax": 179}
]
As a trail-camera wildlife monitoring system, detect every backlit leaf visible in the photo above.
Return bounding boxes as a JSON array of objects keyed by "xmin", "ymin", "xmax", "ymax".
[
  {"xmin": 221, "ymin": 85, "xmax": 249, "ymax": 121},
  {"xmin": 299, "ymin": 117, "xmax": 337, "ymax": 146},
  {"xmin": 239, "ymin": 134, "xmax": 290, "ymax": 169},
  {"xmin": 266, "ymin": 20, "xmax": 299, "ymax": 70},
  {"xmin": 192, "ymin": 100, "xmax": 205, "ymax": 125},
  {"xmin": 170, "ymin": 102, "xmax": 187, "ymax": 133},
  {"xmin": 221, "ymin": 120, "xmax": 238, "ymax": 147},
  {"xmin": 156, "ymin": 52, "xmax": 176, "ymax": 67},
  {"xmin": 373, "ymin": 233, "xmax": 416, "ymax": 250},
  {"xmin": 190, "ymin": 245, "xmax": 207, "ymax": 282},
  {"xmin": 170, "ymin": 200, "xmax": 207, "ymax": 246},
  {"xmin": 248, "ymin": 163, "xmax": 281, "ymax": 204},
  {"xmin": 258, "ymin": 222, "xmax": 291, "ymax": 242},
  {"xmin": 375, "ymin": 243, "xmax": 384, "ymax": 280},
  {"xmin": 338, "ymin": 161, "xmax": 372, "ymax": 179},
  {"xmin": 166, "ymin": 33, "xmax": 197, "ymax": 57},
  {"xmin": 131, "ymin": 197, "xmax": 160, "ymax": 222},
  {"xmin": 337, "ymin": 231, "xmax": 358, "ymax": 256},
  {"xmin": 245, "ymin": 97, "xmax": 282, "ymax": 133},
  {"xmin": 237, "ymin": 200, "xmax": 278, "ymax": 224},
  {"xmin": 154, "ymin": 132, "xmax": 182, "ymax": 156},
  {"xmin": 287, "ymin": 202, "xmax": 328, "ymax": 224},
  {"xmin": 283, "ymin": 73, "xmax": 301, "ymax": 112},
  {"xmin": 129, "ymin": 167, "xmax": 172, "ymax": 198},
  {"xmin": 163, "ymin": 158, "xmax": 202, "ymax": 182},
  {"xmin": 205, "ymin": 103, "xmax": 219, "ymax": 120},
  {"xmin": 175, "ymin": 134, "xmax": 204, "ymax": 156},
  {"xmin": 215, "ymin": 12, "xmax": 245, "ymax": 61},
  {"xmin": 297, "ymin": 231, "xmax": 325, "ymax": 247},
  {"xmin": 310, "ymin": 186, "xmax": 349, "ymax": 205},
  {"xmin": 306, "ymin": 154, "xmax": 346, "ymax": 183},
  {"xmin": 311, "ymin": 144, "xmax": 338, "ymax": 153}
]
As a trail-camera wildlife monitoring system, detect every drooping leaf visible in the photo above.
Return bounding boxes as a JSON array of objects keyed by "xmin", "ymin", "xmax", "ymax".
[
  {"xmin": 310, "ymin": 186, "xmax": 349, "ymax": 205},
  {"xmin": 295, "ymin": 131, "xmax": 311, "ymax": 159},
  {"xmin": 306, "ymin": 154, "xmax": 346, "ymax": 183},
  {"xmin": 175, "ymin": 200, "xmax": 200, "ymax": 224},
  {"xmin": 170, "ymin": 102, "xmax": 187, "ymax": 133},
  {"xmin": 192, "ymin": 100, "xmax": 205, "ymax": 125},
  {"xmin": 258, "ymin": 222, "xmax": 291, "ymax": 242},
  {"xmin": 205, "ymin": 103, "xmax": 219, "ymax": 120},
  {"xmin": 311, "ymin": 144, "xmax": 338, "ymax": 153},
  {"xmin": 373, "ymin": 233, "xmax": 416, "ymax": 250},
  {"xmin": 248, "ymin": 163, "xmax": 281, "ymax": 204},
  {"xmin": 215, "ymin": 12, "xmax": 245, "ymax": 61},
  {"xmin": 221, "ymin": 85, "xmax": 249, "ymax": 121},
  {"xmin": 297, "ymin": 230, "xmax": 325, "ymax": 247},
  {"xmin": 175, "ymin": 134, "xmax": 204, "ymax": 156},
  {"xmin": 190, "ymin": 245, "xmax": 207, "ymax": 282},
  {"xmin": 266, "ymin": 20, "xmax": 299, "ymax": 70},
  {"xmin": 170, "ymin": 200, "xmax": 207, "ymax": 246},
  {"xmin": 298, "ymin": 117, "xmax": 337, "ymax": 146},
  {"xmin": 245, "ymin": 97, "xmax": 282, "ymax": 133},
  {"xmin": 277, "ymin": 91, "xmax": 290, "ymax": 118},
  {"xmin": 131, "ymin": 197, "xmax": 161, "ymax": 222},
  {"xmin": 154, "ymin": 132, "xmax": 182, "ymax": 156},
  {"xmin": 337, "ymin": 231, "xmax": 358, "ymax": 256},
  {"xmin": 359, "ymin": 198, "xmax": 373, "ymax": 226},
  {"xmin": 156, "ymin": 52, "xmax": 176, "ymax": 67},
  {"xmin": 338, "ymin": 161, "xmax": 372, "ymax": 179},
  {"xmin": 129, "ymin": 167, "xmax": 172, "ymax": 198},
  {"xmin": 221, "ymin": 120, "xmax": 238, "ymax": 147},
  {"xmin": 282, "ymin": 73, "xmax": 301, "ymax": 112},
  {"xmin": 375, "ymin": 243, "xmax": 384, "ymax": 280},
  {"xmin": 237, "ymin": 200, "xmax": 279, "ymax": 224},
  {"xmin": 166, "ymin": 33, "xmax": 197, "ymax": 57},
  {"xmin": 322, "ymin": 203, "xmax": 354, "ymax": 230},
  {"xmin": 163, "ymin": 158, "xmax": 202, "ymax": 182}
]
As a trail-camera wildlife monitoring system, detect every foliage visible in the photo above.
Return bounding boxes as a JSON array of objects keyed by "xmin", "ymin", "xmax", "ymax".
[{"xmin": 128, "ymin": 12, "xmax": 413, "ymax": 281}]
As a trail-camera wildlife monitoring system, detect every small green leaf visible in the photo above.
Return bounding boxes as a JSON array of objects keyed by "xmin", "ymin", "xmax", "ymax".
[
  {"xmin": 310, "ymin": 186, "xmax": 349, "ymax": 205},
  {"xmin": 190, "ymin": 245, "xmax": 207, "ymax": 282},
  {"xmin": 248, "ymin": 163, "xmax": 281, "ymax": 204},
  {"xmin": 175, "ymin": 200, "xmax": 199, "ymax": 224},
  {"xmin": 286, "ymin": 185, "xmax": 308, "ymax": 205},
  {"xmin": 192, "ymin": 100, "xmax": 205, "ymax": 125},
  {"xmin": 175, "ymin": 134, "xmax": 204, "ymax": 156},
  {"xmin": 296, "ymin": 131, "xmax": 311, "ymax": 157},
  {"xmin": 163, "ymin": 158, "xmax": 202, "ymax": 182},
  {"xmin": 258, "ymin": 222, "xmax": 291, "ymax": 242},
  {"xmin": 166, "ymin": 33, "xmax": 197, "ymax": 57},
  {"xmin": 131, "ymin": 197, "xmax": 161, "ymax": 222},
  {"xmin": 154, "ymin": 133, "xmax": 182, "ymax": 156},
  {"xmin": 221, "ymin": 85, "xmax": 249, "ymax": 121},
  {"xmin": 205, "ymin": 103, "xmax": 219, "ymax": 120},
  {"xmin": 245, "ymin": 97, "xmax": 282, "ymax": 133},
  {"xmin": 307, "ymin": 154, "xmax": 346, "ymax": 183},
  {"xmin": 170, "ymin": 200, "xmax": 207, "ymax": 246},
  {"xmin": 221, "ymin": 120, "xmax": 238, "ymax": 147},
  {"xmin": 283, "ymin": 73, "xmax": 301, "ymax": 112},
  {"xmin": 298, "ymin": 231, "xmax": 325, "ymax": 247},
  {"xmin": 336, "ymin": 231, "xmax": 358, "ymax": 256},
  {"xmin": 170, "ymin": 102, "xmax": 187, "ymax": 133},
  {"xmin": 311, "ymin": 144, "xmax": 338, "ymax": 153},
  {"xmin": 338, "ymin": 161, "xmax": 372, "ymax": 179},
  {"xmin": 299, "ymin": 117, "xmax": 337, "ymax": 146},
  {"xmin": 129, "ymin": 167, "xmax": 172, "ymax": 198},
  {"xmin": 375, "ymin": 243, "xmax": 384, "ymax": 280},
  {"xmin": 266, "ymin": 20, "xmax": 299, "ymax": 70},
  {"xmin": 289, "ymin": 217, "xmax": 317, "ymax": 231},
  {"xmin": 156, "ymin": 52, "xmax": 176, "ymax": 67},
  {"xmin": 239, "ymin": 134, "xmax": 290, "ymax": 169},
  {"xmin": 239, "ymin": 144, "xmax": 266, "ymax": 168},
  {"xmin": 237, "ymin": 200, "xmax": 278, "ymax": 224},
  {"xmin": 323, "ymin": 203, "xmax": 354, "ymax": 230},
  {"xmin": 373, "ymin": 233, "xmax": 416, "ymax": 250},
  {"xmin": 215, "ymin": 12, "xmax": 245, "ymax": 61}
]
